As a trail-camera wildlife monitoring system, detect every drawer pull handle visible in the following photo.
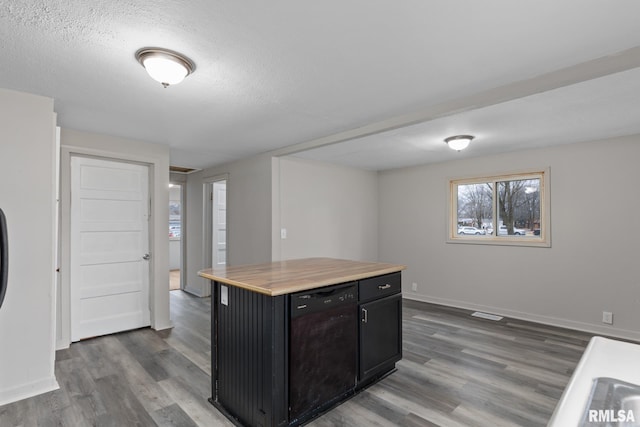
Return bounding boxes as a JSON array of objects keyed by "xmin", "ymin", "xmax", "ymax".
[
  {"xmin": 378, "ymin": 284, "xmax": 391, "ymax": 290},
  {"xmin": 362, "ymin": 308, "xmax": 368, "ymax": 323}
]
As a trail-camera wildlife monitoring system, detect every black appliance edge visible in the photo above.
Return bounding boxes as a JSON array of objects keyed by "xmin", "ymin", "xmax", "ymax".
[{"xmin": 0, "ymin": 208, "xmax": 8, "ymax": 309}]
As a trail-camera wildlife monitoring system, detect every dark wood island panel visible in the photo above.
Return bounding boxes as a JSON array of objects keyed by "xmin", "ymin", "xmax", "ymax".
[{"xmin": 198, "ymin": 258, "xmax": 405, "ymax": 427}]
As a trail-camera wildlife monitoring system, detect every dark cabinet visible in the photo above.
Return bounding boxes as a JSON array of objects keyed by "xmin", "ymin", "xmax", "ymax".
[
  {"xmin": 210, "ymin": 271, "xmax": 402, "ymax": 427},
  {"xmin": 358, "ymin": 273, "xmax": 402, "ymax": 383}
]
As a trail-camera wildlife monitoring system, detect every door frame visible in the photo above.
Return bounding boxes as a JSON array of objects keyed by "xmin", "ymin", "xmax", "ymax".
[
  {"xmin": 169, "ymin": 179, "xmax": 187, "ymax": 291},
  {"xmin": 57, "ymin": 146, "xmax": 171, "ymax": 350}
]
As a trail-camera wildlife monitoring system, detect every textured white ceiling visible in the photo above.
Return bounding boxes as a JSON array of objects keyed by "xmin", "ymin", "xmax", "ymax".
[
  {"xmin": 295, "ymin": 66, "xmax": 640, "ymax": 170},
  {"xmin": 2, "ymin": 1, "xmax": 640, "ymax": 170}
]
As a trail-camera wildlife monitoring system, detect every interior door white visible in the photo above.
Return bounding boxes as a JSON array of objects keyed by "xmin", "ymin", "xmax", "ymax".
[
  {"xmin": 212, "ymin": 180, "xmax": 227, "ymax": 266},
  {"xmin": 70, "ymin": 156, "xmax": 151, "ymax": 341}
]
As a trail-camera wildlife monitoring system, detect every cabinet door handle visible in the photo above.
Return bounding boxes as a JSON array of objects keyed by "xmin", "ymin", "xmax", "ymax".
[
  {"xmin": 378, "ymin": 284, "xmax": 391, "ymax": 290},
  {"xmin": 361, "ymin": 308, "xmax": 368, "ymax": 323}
]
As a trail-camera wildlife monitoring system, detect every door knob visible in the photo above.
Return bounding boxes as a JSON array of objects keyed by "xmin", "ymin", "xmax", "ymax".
[{"xmin": 142, "ymin": 253, "xmax": 151, "ymax": 260}]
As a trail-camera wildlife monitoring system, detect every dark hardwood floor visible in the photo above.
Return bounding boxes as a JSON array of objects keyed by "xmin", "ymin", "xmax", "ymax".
[{"xmin": 0, "ymin": 292, "xmax": 594, "ymax": 426}]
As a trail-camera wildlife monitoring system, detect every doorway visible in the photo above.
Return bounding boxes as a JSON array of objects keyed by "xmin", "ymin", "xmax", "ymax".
[{"xmin": 169, "ymin": 183, "xmax": 183, "ymax": 291}]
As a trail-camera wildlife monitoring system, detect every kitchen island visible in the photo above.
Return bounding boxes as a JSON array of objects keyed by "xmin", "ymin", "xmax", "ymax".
[{"xmin": 198, "ymin": 257, "xmax": 405, "ymax": 427}]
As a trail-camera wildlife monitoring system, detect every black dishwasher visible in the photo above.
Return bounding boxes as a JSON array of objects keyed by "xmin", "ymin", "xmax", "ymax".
[{"xmin": 289, "ymin": 282, "xmax": 358, "ymax": 422}]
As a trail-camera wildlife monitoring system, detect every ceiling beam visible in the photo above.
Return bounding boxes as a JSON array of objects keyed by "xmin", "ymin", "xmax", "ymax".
[{"xmin": 270, "ymin": 45, "xmax": 640, "ymax": 157}]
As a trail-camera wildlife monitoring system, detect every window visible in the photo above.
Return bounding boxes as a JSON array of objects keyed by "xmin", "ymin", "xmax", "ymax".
[
  {"xmin": 448, "ymin": 169, "xmax": 550, "ymax": 247},
  {"xmin": 169, "ymin": 184, "xmax": 182, "ymax": 240},
  {"xmin": 169, "ymin": 201, "xmax": 181, "ymax": 239}
]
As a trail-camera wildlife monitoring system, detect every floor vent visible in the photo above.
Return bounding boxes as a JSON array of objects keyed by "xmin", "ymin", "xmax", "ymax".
[{"xmin": 471, "ymin": 311, "xmax": 503, "ymax": 321}]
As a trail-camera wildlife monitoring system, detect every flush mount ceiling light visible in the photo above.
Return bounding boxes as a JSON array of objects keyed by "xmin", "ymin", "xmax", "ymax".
[
  {"xmin": 444, "ymin": 135, "xmax": 475, "ymax": 151},
  {"xmin": 135, "ymin": 48, "xmax": 195, "ymax": 88}
]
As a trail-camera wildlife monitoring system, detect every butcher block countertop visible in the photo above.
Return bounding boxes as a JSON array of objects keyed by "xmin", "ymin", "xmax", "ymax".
[{"xmin": 198, "ymin": 257, "xmax": 406, "ymax": 296}]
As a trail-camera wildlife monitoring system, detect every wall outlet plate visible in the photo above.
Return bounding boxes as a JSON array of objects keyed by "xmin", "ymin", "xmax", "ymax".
[
  {"xmin": 602, "ymin": 311, "xmax": 613, "ymax": 325},
  {"xmin": 221, "ymin": 285, "xmax": 228, "ymax": 306},
  {"xmin": 411, "ymin": 282, "xmax": 417, "ymax": 292}
]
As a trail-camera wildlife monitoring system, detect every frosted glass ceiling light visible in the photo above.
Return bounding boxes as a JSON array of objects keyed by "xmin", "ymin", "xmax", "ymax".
[
  {"xmin": 444, "ymin": 135, "xmax": 474, "ymax": 151},
  {"xmin": 136, "ymin": 48, "xmax": 195, "ymax": 88}
]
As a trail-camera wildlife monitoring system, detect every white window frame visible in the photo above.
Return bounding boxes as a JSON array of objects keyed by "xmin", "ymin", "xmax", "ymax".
[{"xmin": 447, "ymin": 168, "xmax": 551, "ymax": 247}]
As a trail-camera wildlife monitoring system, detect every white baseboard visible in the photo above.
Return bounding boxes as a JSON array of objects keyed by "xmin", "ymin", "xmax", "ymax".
[
  {"xmin": 152, "ymin": 319, "xmax": 174, "ymax": 331},
  {"xmin": 0, "ymin": 376, "xmax": 59, "ymax": 406},
  {"xmin": 404, "ymin": 293, "xmax": 640, "ymax": 343},
  {"xmin": 56, "ymin": 338, "xmax": 70, "ymax": 351},
  {"xmin": 183, "ymin": 285, "xmax": 211, "ymax": 298}
]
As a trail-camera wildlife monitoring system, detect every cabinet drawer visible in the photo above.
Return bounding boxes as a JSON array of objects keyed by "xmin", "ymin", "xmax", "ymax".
[{"xmin": 359, "ymin": 272, "xmax": 401, "ymax": 302}]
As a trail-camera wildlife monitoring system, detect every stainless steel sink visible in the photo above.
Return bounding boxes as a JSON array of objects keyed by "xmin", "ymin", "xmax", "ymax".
[
  {"xmin": 581, "ymin": 377, "xmax": 640, "ymax": 426},
  {"xmin": 621, "ymin": 395, "xmax": 640, "ymax": 414}
]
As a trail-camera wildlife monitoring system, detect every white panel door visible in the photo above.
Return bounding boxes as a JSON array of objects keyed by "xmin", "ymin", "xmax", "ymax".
[
  {"xmin": 70, "ymin": 156, "xmax": 150, "ymax": 341},
  {"xmin": 212, "ymin": 180, "xmax": 227, "ymax": 266}
]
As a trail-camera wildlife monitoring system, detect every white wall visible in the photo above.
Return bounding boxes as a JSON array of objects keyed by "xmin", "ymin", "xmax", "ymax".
[
  {"xmin": 169, "ymin": 241, "xmax": 181, "ymax": 270},
  {"xmin": 58, "ymin": 128, "xmax": 172, "ymax": 349},
  {"xmin": 184, "ymin": 155, "xmax": 379, "ymax": 296},
  {"xmin": 379, "ymin": 135, "xmax": 640, "ymax": 341},
  {"xmin": 0, "ymin": 88, "xmax": 58, "ymax": 404},
  {"xmin": 273, "ymin": 157, "xmax": 378, "ymax": 262},
  {"xmin": 184, "ymin": 154, "xmax": 273, "ymax": 297},
  {"xmin": 224, "ymin": 154, "xmax": 273, "ymax": 267},
  {"xmin": 184, "ymin": 169, "xmax": 205, "ymax": 296}
]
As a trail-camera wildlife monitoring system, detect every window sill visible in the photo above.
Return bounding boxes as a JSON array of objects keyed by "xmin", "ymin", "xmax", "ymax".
[{"xmin": 447, "ymin": 235, "xmax": 551, "ymax": 248}]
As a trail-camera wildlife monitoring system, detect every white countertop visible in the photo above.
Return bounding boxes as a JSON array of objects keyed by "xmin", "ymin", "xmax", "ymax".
[{"xmin": 548, "ymin": 336, "xmax": 640, "ymax": 426}]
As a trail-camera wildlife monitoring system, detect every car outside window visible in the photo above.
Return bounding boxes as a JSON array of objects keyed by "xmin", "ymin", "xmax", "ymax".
[{"xmin": 169, "ymin": 201, "xmax": 181, "ymax": 240}]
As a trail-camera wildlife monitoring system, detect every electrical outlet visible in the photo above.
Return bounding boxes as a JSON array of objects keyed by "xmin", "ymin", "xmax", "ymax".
[
  {"xmin": 411, "ymin": 282, "xmax": 418, "ymax": 292},
  {"xmin": 280, "ymin": 228, "xmax": 287, "ymax": 239},
  {"xmin": 602, "ymin": 311, "xmax": 613, "ymax": 325}
]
